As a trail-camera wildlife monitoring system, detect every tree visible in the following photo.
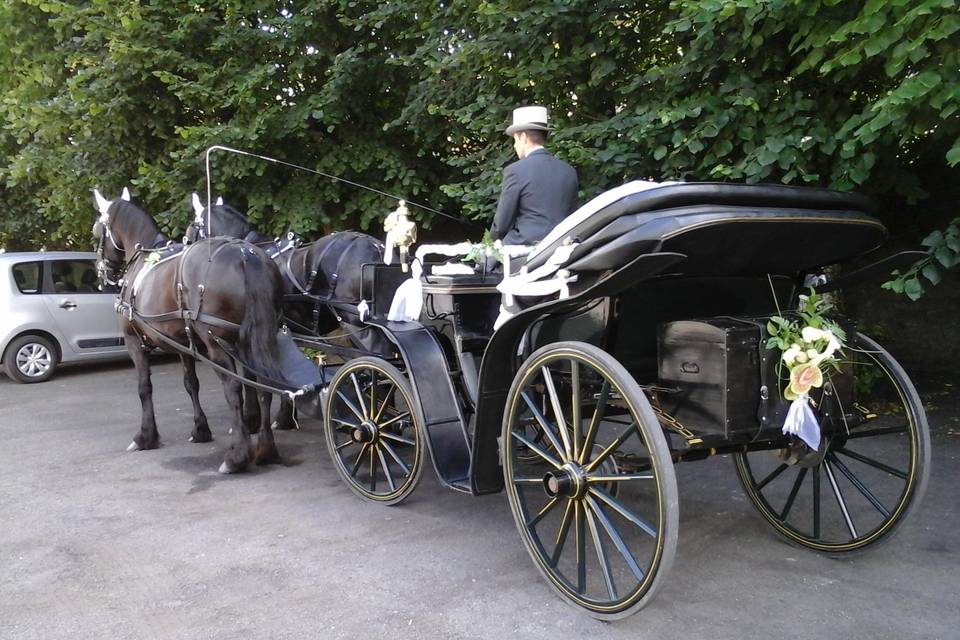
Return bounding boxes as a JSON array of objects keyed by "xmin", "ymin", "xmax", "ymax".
[{"xmin": 1, "ymin": 0, "xmax": 957, "ymax": 304}]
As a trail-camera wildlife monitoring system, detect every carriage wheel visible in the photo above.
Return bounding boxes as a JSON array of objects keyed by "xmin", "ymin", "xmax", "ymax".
[
  {"xmin": 324, "ymin": 357, "xmax": 424, "ymax": 505},
  {"xmin": 502, "ymin": 342, "xmax": 678, "ymax": 620},
  {"xmin": 734, "ymin": 333, "xmax": 930, "ymax": 553}
]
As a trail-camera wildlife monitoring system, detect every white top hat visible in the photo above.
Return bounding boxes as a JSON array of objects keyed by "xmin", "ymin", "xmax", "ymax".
[{"xmin": 505, "ymin": 105, "xmax": 551, "ymax": 136}]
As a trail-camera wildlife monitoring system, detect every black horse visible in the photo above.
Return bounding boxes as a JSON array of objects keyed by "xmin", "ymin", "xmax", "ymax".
[
  {"xmin": 92, "ymin": 188, "xmax": 289, "ymax": 473},
  {"xmin": 188, "ymin": 195, "xmax": 386, "ymax": 429}
]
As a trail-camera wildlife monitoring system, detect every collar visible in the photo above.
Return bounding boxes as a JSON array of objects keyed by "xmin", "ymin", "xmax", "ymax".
[{"xmin": 525, "ymin": 147, "xmax": 548, "ymax": 158}]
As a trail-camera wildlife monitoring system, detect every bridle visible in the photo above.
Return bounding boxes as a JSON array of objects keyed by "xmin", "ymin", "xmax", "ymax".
[{"xmin": 93, "ymin": 211, "xmax": 126, "ymax": 287}]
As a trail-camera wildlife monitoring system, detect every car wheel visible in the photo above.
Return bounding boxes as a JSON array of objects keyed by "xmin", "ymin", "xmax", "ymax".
[{"xmin": 4, "ymin": 334, "xmax": 60, "ymax": 383}]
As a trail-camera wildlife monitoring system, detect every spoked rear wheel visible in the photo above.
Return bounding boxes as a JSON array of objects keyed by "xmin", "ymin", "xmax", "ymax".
[
  {"xmin": 503, "ymin": 342, "xmax": 678, "ymax": 620},
  {"xmin": 324, "ymin": 357, "xmax": 424, "ymax": 505},
  {"xmin": 734, "ymin": 333, "xmax": 930, "ymax": 553}
]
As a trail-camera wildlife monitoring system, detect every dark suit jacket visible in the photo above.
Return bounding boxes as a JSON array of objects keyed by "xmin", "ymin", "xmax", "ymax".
[{"xmin": 490, "ymin": 148, "xmax": 578, "ymax": 246}]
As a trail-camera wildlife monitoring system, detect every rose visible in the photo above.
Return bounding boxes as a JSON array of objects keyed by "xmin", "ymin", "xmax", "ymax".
[{"xmin": 786, "ymin": 362, "xmax": 824, "ymax": 399}]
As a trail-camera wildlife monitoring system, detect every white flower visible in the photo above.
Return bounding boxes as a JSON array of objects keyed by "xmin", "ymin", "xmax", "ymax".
[
  {"xmin": 782, "ymin": 345, "xmax": 801, "ymax": 365},
  {"xmin": 811, "ymin": 335, "xmax": 842, "ymax": 367},
  {"xmin": 801, "ymin": 326, "xmax": 828, "ymax": 343},
  {"xmin": 795, "ymin": 351, "xmax": 809, "ymax": 364},
  {"xmin": 806, "ymin": 348, "xmax": 819, "ymax": 359}
]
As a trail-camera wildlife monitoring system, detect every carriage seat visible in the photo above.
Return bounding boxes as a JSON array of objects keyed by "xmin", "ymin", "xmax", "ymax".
[{"xmin": 492, "ymin": 180, "xmax": 884, "ymax": 330}]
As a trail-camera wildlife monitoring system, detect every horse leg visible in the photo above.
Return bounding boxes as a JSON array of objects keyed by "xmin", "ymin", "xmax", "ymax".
[
  {"xmin": 241, "ymin": 369, "xmax": 261, "ymax": 433},
  {"xmin": 125, "ymin": 335, "xmax": 160, "ymax": 451},
  {"xmin": 180, "ymin": 355, "xmax": 212, "ymax": 443},
  {"xmin": 271, "ymin": 395, "xmax": 298, "ymax": 430},
  {"xmin": 210, "ymin": 352, "xmax": 254, "ymax": 474},
  {"xmin": 254, "ymin": 387, "xmax": 281, "ymax": 465}
]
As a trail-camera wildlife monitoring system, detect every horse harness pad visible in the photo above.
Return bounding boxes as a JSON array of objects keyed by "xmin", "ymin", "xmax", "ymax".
[{"xmin": 118, "ymin": 239, "xmax": 250, "ymax": 353}]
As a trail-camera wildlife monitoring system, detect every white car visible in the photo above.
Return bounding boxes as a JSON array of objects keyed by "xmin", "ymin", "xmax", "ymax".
[{"xmin": 0, "ymin": 251, "xmax": 128, "ymax": 383}]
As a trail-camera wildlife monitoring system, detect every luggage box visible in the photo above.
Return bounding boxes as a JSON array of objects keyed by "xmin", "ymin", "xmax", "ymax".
[{"xmin": 657, "ymin": 318, "xmax": 785, "ymax": 440}]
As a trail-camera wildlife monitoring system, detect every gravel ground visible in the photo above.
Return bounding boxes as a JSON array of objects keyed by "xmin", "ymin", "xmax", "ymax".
[{"xmin": 1, "ymin": 358, "xmax": 957, "ymax": 640}]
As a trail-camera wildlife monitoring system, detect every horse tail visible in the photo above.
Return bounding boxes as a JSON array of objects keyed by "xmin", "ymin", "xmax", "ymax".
[{"xmin": 237, "ymin": 251, "xmax": 285, "ymax": 384}]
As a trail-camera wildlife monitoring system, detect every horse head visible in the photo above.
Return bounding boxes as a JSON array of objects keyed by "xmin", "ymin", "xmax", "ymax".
[
  {"xmin": 187, "ymin": 193, "xmax": 267, "ymax": 242},
  {"xmin": 91, "ymin": 187, "xmax": 163, "ymax": 285}
]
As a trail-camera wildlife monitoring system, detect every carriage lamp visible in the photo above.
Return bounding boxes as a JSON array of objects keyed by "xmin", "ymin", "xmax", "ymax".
[{"xmin": 384, "ymin": 200, "xmax": 417, "ymax": 272}]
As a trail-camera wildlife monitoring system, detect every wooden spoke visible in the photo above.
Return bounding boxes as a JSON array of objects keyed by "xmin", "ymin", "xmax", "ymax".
[
  {"xmin": 369, "ymin": 370, "xmax": 377, "ymax": 420},
  {"xmin": 834, "ymin": 447, "xmax": 907, "ymax": 480},
  {"xmin": 373, "ymin": 384, "xmax": 397, "ymax": 423},
  {"xmin": 828, "ymin": 453, "xmax": 891, "ymax": 518},
  {"xmin": 585, "ymin": 422, "xmax": 638, "ymax": 473},
  {"xmin": 379, "ymin": 439, "xmax": 411, "ymax": 476},
  {"xmin": 541, "ymin": 366, "xmax": 572, "ymax": 458},
  {"xmin": 331, "ymin": 417, "xmax": 360, "ymax": 430},
  {"xmin": 336, "ymin": 390, "xmax": 365, "ymax": 422},
  {"xmin": 755, "ymin": 463, "xmax": 789, "ymax": 491},
  {"xmin": 335, "ymin": 439, "xmax": 356, "ymax": 452},
  {"xmin": 526, "ymin": 496, "xmax": 560, "ymax": 528},
  {"xmin": 813, "ymin": 466, "xmax": 821, "ymax": 539},
  {"xmin": 380, "ymin": 411, "xmax": 411, "ymax": 429},
  {"xmin": 579, "ymin": 381, "xmax": 610, "ymax": 465},
  {"xmin": 824, "ymin": 460, "xmax": 858, "ymax": 539},
  {"xmin": 571, "ymin": 361, "xmax": 581, "ymax": 462},
  {"xmin": 780, "ymin": 467, "xmax": 807, "ymax": 521},
  {"xmin": 589, "ymin": 486, "xmax": 657, "ymax": 538},
  {"xmin": 587, "ymin": 473, "xmax": 654, "ymax": 483},
  {"xmin": 585, "ymin": 502, "xmax": 617, "ymax": 600},
  {"xmin": 380, "ymin": 431, "xmax": 416, "ymax": 446},
  {"xmin": 350, "ymin": 443, "xmax": 370, "ymax": 478},
  {"xmin": 575, "ymin": 501, "xmax": 586, "ymax": 595},
  {"xmin": 521, "ymin": 391, "xmax": 567, "ymax": 459},
  {"xmin": 511, "ymin": 430, "xmax": 562, "ymax": 469},
  {"xmin": 350, "ymin": 373, "xmax": 369, "ymax": 420},
  {"xmin": 550, "ymin": 499, "xmax": 575, "ymax": 568},
  {"xmin": 586, "ymin": 494, "xmax": 645, "ymax": 582},
  {"xmin": 369, "ymin": 444, "xmax": 377, "ymax": 492},
  {"xmin": 846, "ymin": 425, "xmax": 909, "ymax": 439},
  {"xmin": 377, "ymin": 446, "xmax": 397, "ymax": 493}
]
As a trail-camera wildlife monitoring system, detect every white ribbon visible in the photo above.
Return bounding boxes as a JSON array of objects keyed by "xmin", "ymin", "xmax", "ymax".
[
  {"xmin": 782, "ymin": 395, "xmax": 821, "ymax": 451},
  {"xmin": 386, "ymin": 278, "xmax": 423, "ymax": 322}
]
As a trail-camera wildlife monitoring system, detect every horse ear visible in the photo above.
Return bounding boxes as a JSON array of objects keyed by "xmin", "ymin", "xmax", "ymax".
[
  {"xmin": 191, "ymin": 193, "xmax": 204, "ymax": 216},
  {"xmin": 92, "ymin": 189, "xmax": 111, "ymax": 216},
  {"xmin": 216, "ymin": 196, "xmax": 224, "ymax": 206},
  {"xmin": 120, "ymin": 186, "xmax": 131, "ymax": 201}
]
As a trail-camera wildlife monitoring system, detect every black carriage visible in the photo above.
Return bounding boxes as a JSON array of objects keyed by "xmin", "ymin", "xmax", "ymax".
[{"xmin": 289, "ymin": 181, "xmax": 930, "ymax": 619}]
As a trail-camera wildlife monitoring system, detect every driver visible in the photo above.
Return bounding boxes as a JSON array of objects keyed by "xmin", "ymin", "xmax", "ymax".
[{"xmin": 490, "ymin": 105, "xmax": 579, "ymax": 247}]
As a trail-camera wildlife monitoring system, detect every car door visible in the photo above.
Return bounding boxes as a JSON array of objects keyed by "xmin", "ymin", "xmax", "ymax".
[{"xmin": 40, "ymin": 258, "xmax": 124, "ymax": 355}]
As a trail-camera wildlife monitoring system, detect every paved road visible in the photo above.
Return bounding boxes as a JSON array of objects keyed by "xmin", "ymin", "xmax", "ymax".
[{"xmin": 1, "ymin": 359, "xmax": 957, "ymax": 640}]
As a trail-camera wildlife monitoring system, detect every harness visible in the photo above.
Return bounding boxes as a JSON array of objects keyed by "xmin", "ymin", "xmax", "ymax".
[{"xmin": 98, "ymin": 214, "xmax": 317, "ymax": 399}]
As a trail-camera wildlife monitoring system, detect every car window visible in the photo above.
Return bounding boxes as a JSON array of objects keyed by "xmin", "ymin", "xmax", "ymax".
[
  {"xmin": 48, "ymin": 259, "xmax": 103, "ymax": 294},
  {"xmin": 12, "ymin": 261, "xmax": 42, "ymax": 294}
]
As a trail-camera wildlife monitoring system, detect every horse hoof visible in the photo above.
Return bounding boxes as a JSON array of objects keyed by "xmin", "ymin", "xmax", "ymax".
[
  {"xmin": 126, "ymin": 441, "xmax": 140, "ymax": 452},
  {"xmin": 188, "ymin": 436, "xmax": 195, "ymax": 443},
  {"xmin": 218, "ymin": 461, "xmax": 233, "ymax": 474}
]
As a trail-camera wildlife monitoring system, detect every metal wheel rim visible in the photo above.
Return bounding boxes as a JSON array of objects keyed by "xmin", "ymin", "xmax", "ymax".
[
  {"xmin": 735, "ymin": 334, "xmax": 927, "ymax": 552},
  {"xmin": 324, "ymin": 360, "xmax": 422, "ymax": 504},
  {"xmin": 16, "ymin": 343, "xmax": 52, "ymax": 378},
  {"xmin": 503, "ymin": 346, "xmax": 675, "ymax": 617}
]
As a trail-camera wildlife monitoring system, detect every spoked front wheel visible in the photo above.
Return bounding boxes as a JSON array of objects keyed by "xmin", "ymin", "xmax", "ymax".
[
  {"xmin": 502, "ymin": 341, "xmax": 678, "ymax": 620},
  {"xmin": 324, "ymin": 357, "xmax": 425, "ymax": 505},
  {"xmin": 734, "ymin": 333, "xmax": 930, "ymax": 553}
]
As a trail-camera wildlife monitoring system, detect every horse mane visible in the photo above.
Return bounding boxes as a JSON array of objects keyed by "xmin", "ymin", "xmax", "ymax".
[
  {"xmin": 209, "ymin": 203, "xmax": 273, "ymax": 243},
  {"xmin": 110, "ymin": 199, "xmax": 165, "ymax": 247}
]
